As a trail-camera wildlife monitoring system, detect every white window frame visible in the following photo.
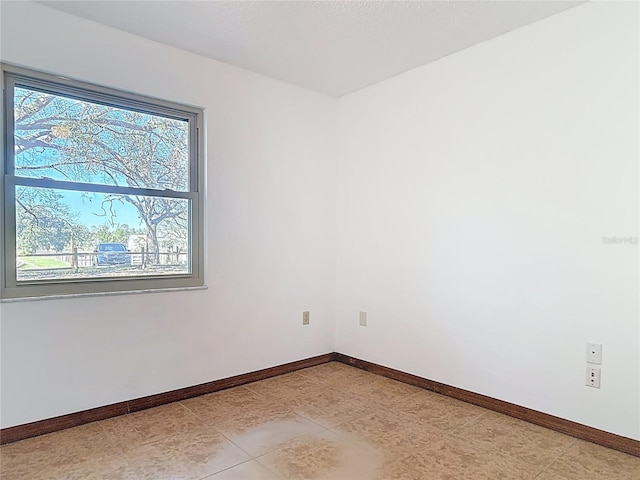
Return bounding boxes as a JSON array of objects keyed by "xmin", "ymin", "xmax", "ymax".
[{"xmin": 1, "ymin": 64, "xmax": 205, "ymax": 299}]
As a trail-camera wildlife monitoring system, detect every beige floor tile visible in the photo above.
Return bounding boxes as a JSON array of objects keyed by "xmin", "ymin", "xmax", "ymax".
[
  {"xmin": 0, "ymin": 461, "xmax": 42, "ymax": 480},
  {"xmin": 335, "ymin": 374, "xmax": 424, "ymax": 408},
  {"xmin": 0, "ymin": 422, "xmax": 122, "ymax": 479},
  {"xmin": 296, "ymin": 363, "xmax": 369, "ymax": 384},
  {"xmin": 208, "ymin": 460, "xmax": 283, "ymax": 479},
  {"xmin": 100, "ymin": 402, "xmax": 203, "ymax": 448},
  {"xmin": 535, "ymin": 471, "xmax": 572, "ymax": 480},
  {"xmin": 544, "ymin": 439, "xmax": 640, "ymax": 480},
  {"xmin": 380, "ymin": 452, "xmax": 491, "ymax": 480},
  {"xmin": 378, "ymin": 434, "xmax": 540, "ymax": 480},
  {"xmin": 287, "ymin": 386, "xmax": 372, "ymax": 428},
  {"xmin": 472, "ymin": 448, "xmax": 543, "ymax": 479},
  {"xmin": 312, "ymin": 365, "xmax": 381, "ymax": 386},
  {"xmin": 257, "ymin": 429, "xmax": 384, "ymax": 480},
  {"xmin": 181, "ymin": 386, "xmax": 265, "ymax": 421},
  {"xmin": 398, "ymin": 389, "xmax": 489, "ymax": 431},
  {"xmin": 451, "ymin": 410, "xmax": 575, "ymax": 468},
  {"xmin": 331, "ymin": 409, "xmax": 444, "ymax": 457},
  {"xmin": 220, "ymin": 414, "xmax": 327, "ymax": 457},
  {"xmin": 376, "ymin": 453, "xmax": 456, "ymax": 480},
  {"xmin": 205, "ymin": 401, "xmax": 304, "ymax": 434},
  {"xmin": 27, "ymin": 456, "xmax": 140, "ymax": 480},
  {"xmin": 243, "ymin": 372, "xmax": 323, "ymax": 401},
  {"xmin": 125, "ymin": 427, "xmax": 250, "ymax": 480}
]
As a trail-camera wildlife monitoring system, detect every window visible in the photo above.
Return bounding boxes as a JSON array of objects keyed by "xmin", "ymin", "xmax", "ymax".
[{"xmin": 1, "ymin": 64, "xmax": 204, "ymax": 299}]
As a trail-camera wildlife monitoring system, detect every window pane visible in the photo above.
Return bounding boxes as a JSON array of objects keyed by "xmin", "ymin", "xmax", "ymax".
[
  {"xmin": 13, "ymin": 87, "xmax": 189, "ymax": 192},
  {"xmin": 15, "ymin": 186, "xmax": 191, "ymax": 282}
]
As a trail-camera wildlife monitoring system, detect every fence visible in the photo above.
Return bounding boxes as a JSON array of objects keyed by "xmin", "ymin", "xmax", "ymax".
[{"xmin": 18, "ymin": 247, "xmax": 188, "ymax": 271}]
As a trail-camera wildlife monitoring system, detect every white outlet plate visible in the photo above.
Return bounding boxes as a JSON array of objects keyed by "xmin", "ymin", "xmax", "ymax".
[
  {"xmin": 586, "ymin": 343, "xmax": 602, "ymax": 364},
  {"xmin": 585, "ymin": 366, "xmax": 601, "ymax": 388},
  {"xmin": 359, "ymin": 311, "xmax": 367, "ymax": 326},
  {"xmin": 302, "ymin": 311, "xmax": 310, "ymax": 325}
]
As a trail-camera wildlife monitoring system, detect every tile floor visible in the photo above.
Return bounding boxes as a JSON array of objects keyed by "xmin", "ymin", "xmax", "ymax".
[{"xmin": 1, "ymin": 362, "xmax": 638, "ymax": 479}]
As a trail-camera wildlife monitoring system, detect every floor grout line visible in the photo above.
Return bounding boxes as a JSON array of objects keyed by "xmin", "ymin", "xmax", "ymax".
[{"xmin": 531, "ymin": 437, "xmax": 578, "ymax": 479}]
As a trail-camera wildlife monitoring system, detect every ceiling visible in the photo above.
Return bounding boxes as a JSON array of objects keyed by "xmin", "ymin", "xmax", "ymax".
[{"xmin": 38, "ymin": 1, "xmax": 584, "ymax": 97}]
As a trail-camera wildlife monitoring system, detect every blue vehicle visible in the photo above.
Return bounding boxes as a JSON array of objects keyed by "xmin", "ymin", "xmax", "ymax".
[{"xmin": 94, "ymin": 243, "xmax": 129, "ymax": 266}]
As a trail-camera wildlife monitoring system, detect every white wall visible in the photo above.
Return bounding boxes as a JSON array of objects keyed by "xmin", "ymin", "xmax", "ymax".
[
  {"xmin": 1, "ymin": 1, "xmax": 638, "ymax": 443},
  {"xmin": 335, "ymin": 2, "xmax": 639, "ymax": 441},
  {"xmin": 0, "ymin": 1, "xmax": 336, "ymax": 428}
]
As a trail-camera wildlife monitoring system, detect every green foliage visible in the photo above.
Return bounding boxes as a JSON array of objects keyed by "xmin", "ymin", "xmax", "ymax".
[
  {"xmin": 73, "ymin": 224, "xmax": 94, "ymax": 251},
  {"xmin": 16, "ymin": 187, "xmax": 76, "ymax": 254},
  {"xmin": 93, "ymin": 224, "xmax": 144, "ymax": 245}
]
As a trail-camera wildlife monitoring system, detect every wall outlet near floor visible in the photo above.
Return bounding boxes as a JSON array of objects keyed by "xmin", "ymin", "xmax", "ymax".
[
  {"xmin": 585, "ymin": 366, "xmax": 601, "ymax": 388},
  {"xmin": 302, "ymin": 311, "xmax": 310, "ymax": 325},
  {"xmin": 586, "ymin": 343, "xmax": 602, "ymax": 364},
  {"xmin": 359, "ymin": 311, "xmax": 367, "ymax": 326}
]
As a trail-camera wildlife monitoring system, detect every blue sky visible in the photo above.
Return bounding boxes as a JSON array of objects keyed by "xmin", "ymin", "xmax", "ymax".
[{"xmin": 63, "ymin": 190, "xmax": 142, "ymax": 228}]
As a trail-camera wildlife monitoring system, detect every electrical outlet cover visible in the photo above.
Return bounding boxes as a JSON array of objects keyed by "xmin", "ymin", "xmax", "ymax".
[{"xmin": 585, "ymin": 366, "xmax": 601, "ymax": 388}]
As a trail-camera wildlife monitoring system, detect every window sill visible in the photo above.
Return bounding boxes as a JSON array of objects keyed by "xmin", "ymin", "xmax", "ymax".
[{"xmin": 0, "ymin": 285, "xmax": 208, "ymax": 303}]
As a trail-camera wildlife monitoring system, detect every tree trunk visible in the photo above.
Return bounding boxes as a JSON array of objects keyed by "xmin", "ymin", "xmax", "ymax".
[{"xmin": 146, "ymin": 224, "xmax": 160, "ymax": 264}]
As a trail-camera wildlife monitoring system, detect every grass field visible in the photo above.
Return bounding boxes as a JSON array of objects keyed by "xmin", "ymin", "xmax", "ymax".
[{"xmin": 18, "ymin": 256, "xmax": 70, "ymax": 269}]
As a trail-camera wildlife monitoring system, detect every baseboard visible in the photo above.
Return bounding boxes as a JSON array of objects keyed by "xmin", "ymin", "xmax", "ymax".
[
  {"xmin": 334, "ymin": 353, "xmax": 640, "ymax": 458},
  {"xmin": 3, "ymin": 351, "xmax": 638, "ymax": 458},
  {"xmin": 0, "ymin": 352, "xmax": 334, "ymax": 445}
]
